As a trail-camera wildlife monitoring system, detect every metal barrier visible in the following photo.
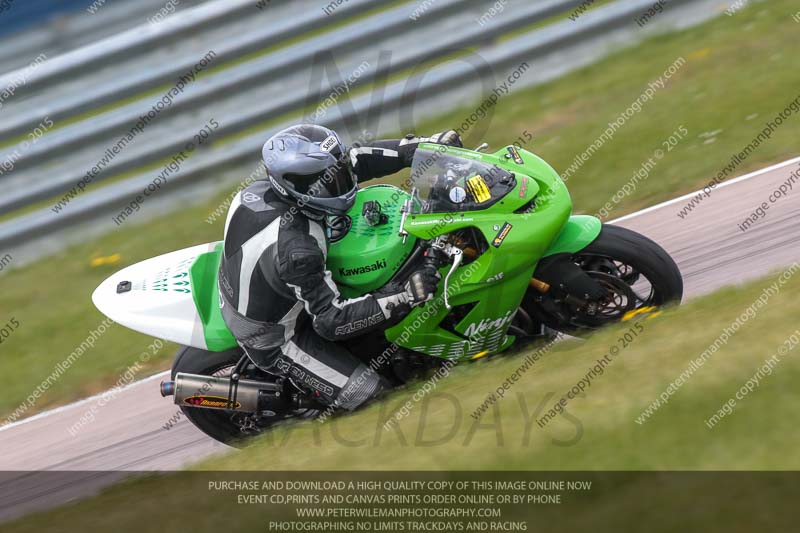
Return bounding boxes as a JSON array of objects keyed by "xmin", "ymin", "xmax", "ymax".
[{"xmin": 0, "ymin": 0, "xmax": 703, "ymax": 248}]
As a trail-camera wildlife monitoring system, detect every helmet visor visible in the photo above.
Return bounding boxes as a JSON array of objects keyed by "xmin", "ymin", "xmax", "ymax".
[{"xmin": 285, "ymin": 159, "xmax": 356, "ymax": 199}]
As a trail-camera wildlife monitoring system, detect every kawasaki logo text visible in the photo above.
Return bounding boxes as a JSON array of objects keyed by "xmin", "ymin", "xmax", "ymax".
[{"xmin": 339, "ymin": 259, "xmax": 386, "ymax": 277}]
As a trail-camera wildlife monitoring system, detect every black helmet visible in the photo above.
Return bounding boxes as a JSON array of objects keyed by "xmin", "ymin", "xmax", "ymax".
[{"xmin": 262, "ymin": 124, "xmax": 356, "ymax": 216}]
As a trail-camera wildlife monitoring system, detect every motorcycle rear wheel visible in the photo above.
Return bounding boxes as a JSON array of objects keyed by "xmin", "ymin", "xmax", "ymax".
[
  {"xmin": 171, "ymin": 346, "xmax": 322, "ymax": 446},
  {"xmin": 170, "ymin": 346, "xmax": 255, "ymax": 445}
]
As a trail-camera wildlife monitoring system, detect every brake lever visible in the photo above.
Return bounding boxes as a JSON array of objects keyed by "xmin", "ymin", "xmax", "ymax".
[{"xmin": 442, "ymin": 247, "xmax": 463, "ymax": 310}]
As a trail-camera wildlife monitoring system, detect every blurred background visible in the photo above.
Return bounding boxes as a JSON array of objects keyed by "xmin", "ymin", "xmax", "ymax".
[{"xmin": 0, "ymin": 0, "xmax": 729, "ymax": 264}]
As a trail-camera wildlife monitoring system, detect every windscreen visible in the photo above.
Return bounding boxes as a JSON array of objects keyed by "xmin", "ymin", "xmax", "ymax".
[{"xmin": 408, "ymin": 147, "xmax": 515, "ymax": 214}]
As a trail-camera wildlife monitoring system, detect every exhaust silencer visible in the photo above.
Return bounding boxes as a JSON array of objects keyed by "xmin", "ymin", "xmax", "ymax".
[{"xmin": 160, "ymin": 372, "xmax": 281, "ymax": 412}]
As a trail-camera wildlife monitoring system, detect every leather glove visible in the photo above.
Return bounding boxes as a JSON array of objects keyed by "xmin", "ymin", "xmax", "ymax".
[
  {"xmin": 405, "ymin": 266, "xmax": 441, "ymax": 305},
  {"xmin": 399, "ymin": 130, "xmax": 464, "ymax": 165},
  {"xmin": 372, "ymin": 267, "xmax": 441, "ymax": 323},
  {"xmin": 430, "ymin": 130, "xmax": 463, "ymax": 148}
]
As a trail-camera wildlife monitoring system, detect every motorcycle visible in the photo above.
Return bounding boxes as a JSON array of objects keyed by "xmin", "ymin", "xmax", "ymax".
[{"xmin": 92, "ymin": 141, "xmax": 683, "ymax": 444}]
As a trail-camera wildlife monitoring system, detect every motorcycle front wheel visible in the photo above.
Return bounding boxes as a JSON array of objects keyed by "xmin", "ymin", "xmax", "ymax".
[{"xmin": 525, "ymin": 224, "xmax": 683, "ymax": 334}]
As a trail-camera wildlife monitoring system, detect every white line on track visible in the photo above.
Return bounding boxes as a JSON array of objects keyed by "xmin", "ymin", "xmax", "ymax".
[
  {"xmin": 0, "ymin": 370, "xmax": 169, "ymax": 433},
  {"xmin": 608, "ymin": 156, "xmax": 800, "ymax": 224},
  {"xmin": 3, "ymin": 155, "xmax": 799, "ymax": 434}
]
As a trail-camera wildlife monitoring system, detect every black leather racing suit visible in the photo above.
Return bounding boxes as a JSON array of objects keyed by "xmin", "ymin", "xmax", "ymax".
[{"xmin": 218, "ymin": 136, "xmax": 429, "ymax": 410}]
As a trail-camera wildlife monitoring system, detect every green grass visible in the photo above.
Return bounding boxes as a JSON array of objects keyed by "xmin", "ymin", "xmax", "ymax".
[
  {"xmin": 1, "ymin": 0, "xmax": 798, "ymax": 421},
  {"xmin": 5, "ymin": 265, "xmax": 800, "ymax": 531}
]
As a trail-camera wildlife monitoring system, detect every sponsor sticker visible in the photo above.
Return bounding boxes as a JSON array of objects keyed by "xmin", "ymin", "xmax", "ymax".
[
  {"xmin": 519, "ymin": 176, "xmax": 528, "ymax": 198},
  {"xmin": 184, "ymin": 396, "xmax": 242, "ymax": 409},
  {"xmin": 449, "ymin": 186, "xmax": 467, "ymax": 203},
  {"xmin": 485, "ymin": 272, "xmax": 504, "ymax": 283},
  {"xmin": 409, "ymin": 217, "xmax": 474, "ymax": 226},
  {"xmin": 492, "ymin": 222, "xmax": 513, "ymax": 247},
  {"xmin": 507, "ymin": 145, "xmax": 524, "ymax": 165},
  {"xmin": 466, "ymin": 175, "xmax": 492, "ymax": 203}
]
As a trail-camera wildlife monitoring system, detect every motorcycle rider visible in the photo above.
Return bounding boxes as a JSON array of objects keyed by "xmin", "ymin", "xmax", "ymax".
[{"xmin": 218, "ymin": 124, "xmax": 463, "ymax": 411}]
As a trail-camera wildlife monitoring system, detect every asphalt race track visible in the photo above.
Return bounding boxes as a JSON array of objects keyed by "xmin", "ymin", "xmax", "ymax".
[{"xmin": 1, "ymin": 157, "xmax": 799, "ymax": 521}]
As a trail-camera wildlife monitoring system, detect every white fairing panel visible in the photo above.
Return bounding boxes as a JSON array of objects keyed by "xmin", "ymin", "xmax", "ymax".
[{"xmin": 91, "ymin": 243, "xmax": 218, "ymax": 350}]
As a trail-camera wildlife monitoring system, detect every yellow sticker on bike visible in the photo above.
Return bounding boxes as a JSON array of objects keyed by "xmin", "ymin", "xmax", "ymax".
[{"xmin": 466, "ymin": 175, "xmax": 491, "ymax": 203}]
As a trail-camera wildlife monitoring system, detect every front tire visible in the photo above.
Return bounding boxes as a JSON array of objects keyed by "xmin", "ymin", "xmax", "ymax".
[
  {"xmin": 526, "ymin": 224, "xmax": 683, "ymax": 333},
  {"xmin": 578, "ymin": 224, "xmax": 683, "ymax": 306}
]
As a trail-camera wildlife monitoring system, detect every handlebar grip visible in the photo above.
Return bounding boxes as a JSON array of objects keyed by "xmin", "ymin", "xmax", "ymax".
[{"xmin": 423, "ymin": 255, "xmax": 439, "ymax": 270}]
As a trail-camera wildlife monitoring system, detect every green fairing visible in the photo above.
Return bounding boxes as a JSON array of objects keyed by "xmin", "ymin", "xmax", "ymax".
[
  {"xmin": 189, "ymin": 242, "xmax": 237, "ymax": 351},
  {"xmin": 327, "ymin": 185, "xmax": 416, "ymax": 297},
  {"xmin": 543, "ymin": 215, "xmax": 602, "ymax": 257},
  {"xmin": 192, "ymin": 144, "xmax": 602, "ymax": 358},
  {"xmin": 385, "ymin": 144, "xmax": 581, "ymax": 359}
]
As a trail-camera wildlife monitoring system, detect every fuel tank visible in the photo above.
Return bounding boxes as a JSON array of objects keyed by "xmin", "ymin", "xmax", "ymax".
[{"xmin": 327, "ymin": 184, "xmax": 415, "ymax": 296}]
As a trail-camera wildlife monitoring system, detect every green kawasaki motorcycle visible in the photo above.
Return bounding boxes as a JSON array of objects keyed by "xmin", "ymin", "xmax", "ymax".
[{"xmin": 93, "ymin": 142, "xmax": 682, "ymax": 443}]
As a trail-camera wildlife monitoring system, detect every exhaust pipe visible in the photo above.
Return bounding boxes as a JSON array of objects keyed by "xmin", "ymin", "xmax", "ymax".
[
  {"xmin": 160, "ymin": 372, "xmax": 282, "ymax": 412},
  {"xmin": 160, "ymin": 380, "xmax": 175, "ymax": 397}
]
